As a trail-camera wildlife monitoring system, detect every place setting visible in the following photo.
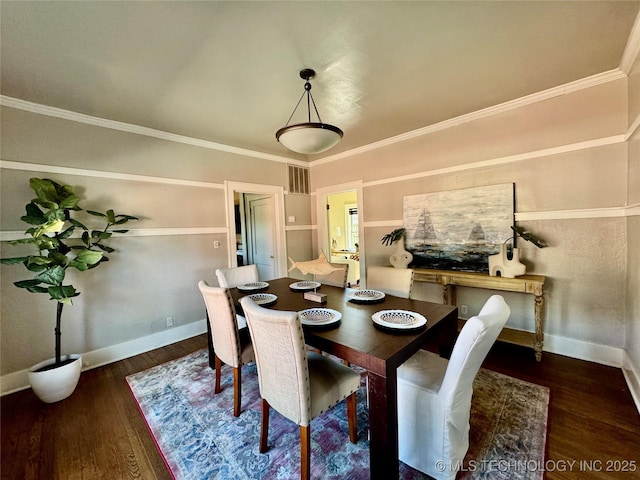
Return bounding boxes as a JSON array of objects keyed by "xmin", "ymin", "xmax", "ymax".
[
  {"xmin": 298, "ymin": 307, "xmax": 342, "ymax": 329},
  {"xmin": 371, "ymin": 309, "xmax": 427, "ymax": 333},
  {"xmin": 347, "ymin": 289, "xmax": 386, "ymax": 304},
  {"xmin": 242, "ymin": 292, "xmax": 278, "ymax": 307},
  {"xmin": 237, "ymin": 281, "xmax": 270, "ymax": 292},
  {"xmin": 289, "ymin": 280, "xmax": 321, "ymax": 292}
]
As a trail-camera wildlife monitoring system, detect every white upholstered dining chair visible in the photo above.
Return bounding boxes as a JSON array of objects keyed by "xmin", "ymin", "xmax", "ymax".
[
  {"xmin": 239, "ymin": 296, "xmax": 361, "ymax": 480},
  {"xmin": 396, "ymin": 294, "xmax": 510, "ymax": 480},
  {"xmin": 367, "ymin": 265, "xmax": 414, "ymax": 298},
  {"xmin": 198, "ymin": 281, "xmax": 255, "ymax": 417}
]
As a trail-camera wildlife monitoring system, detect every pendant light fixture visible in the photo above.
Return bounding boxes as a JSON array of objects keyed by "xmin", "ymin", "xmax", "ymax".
[{"xmin": 276, "ymin": 68, "xmax": 343, "ymax": 155}]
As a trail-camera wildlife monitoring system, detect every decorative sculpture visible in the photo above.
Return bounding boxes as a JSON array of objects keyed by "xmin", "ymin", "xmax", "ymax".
[{"xmin": 488, "ymin": 227, "xmax": 546, "ymax": 278}]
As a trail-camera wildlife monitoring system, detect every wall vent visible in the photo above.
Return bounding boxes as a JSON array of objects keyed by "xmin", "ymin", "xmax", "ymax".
[{"xmin": 288, "ymin": 165, "xmax": 310, "ymax": 194}]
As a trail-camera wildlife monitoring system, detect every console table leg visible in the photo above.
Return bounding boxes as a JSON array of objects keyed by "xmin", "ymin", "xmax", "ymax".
[
  {"xmin": 534, "ymin": 293, "xmax": 544, "ymax": 362},
  {"xmin": 443, "ymin": 284, "xmax": 456, "ymax": 306}
]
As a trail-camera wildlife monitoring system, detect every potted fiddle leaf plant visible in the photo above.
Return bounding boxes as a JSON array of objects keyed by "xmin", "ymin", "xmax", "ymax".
[{"xmin": 1, "ymin": 178, "xmax": 138, "ymax": 403}]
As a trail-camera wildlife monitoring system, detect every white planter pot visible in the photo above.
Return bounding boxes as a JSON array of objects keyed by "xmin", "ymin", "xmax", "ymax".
[{"xmin": 28, "ymin": 354, "xmax": 82, "ymax": 403}]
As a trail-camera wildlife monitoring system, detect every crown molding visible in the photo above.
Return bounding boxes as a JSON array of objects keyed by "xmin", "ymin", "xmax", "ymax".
[
  {"xmin": 620, "ymin": 9, "xmax": 640, "ymax": 74},
  {"xmin": 1, "ymin": 66, "xmax": 628, "ymax": 171},
  {"xmin": 0, "ymin": 96, "xmax": 308, "ymax": 167},
  {"xmin": 311, "ymin": 69, "xmax": 627, "ymax": 167}
]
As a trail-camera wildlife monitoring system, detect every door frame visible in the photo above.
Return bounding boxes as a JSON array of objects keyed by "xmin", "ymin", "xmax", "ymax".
[
  {"xmin": 225, "ymin": 181, "xmax": 287, "ymax": 279},
  {"xmin": 315, "ymin": 181, "xmax": 365, "ymax": 284}
]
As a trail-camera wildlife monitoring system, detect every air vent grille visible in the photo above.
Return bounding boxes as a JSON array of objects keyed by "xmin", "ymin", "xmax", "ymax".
[{"xmin": 288, "ymin": 165, "xmax": 310, "ymax": 194}]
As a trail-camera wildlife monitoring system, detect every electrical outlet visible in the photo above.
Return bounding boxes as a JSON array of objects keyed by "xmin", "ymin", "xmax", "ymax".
[
  {"xmin": 166, "ymin": 316, "xmax": 174, "ymax": 327},
  {"xmin": 460, "ymin": 305, "xmax": 468, "ymax": 318}
]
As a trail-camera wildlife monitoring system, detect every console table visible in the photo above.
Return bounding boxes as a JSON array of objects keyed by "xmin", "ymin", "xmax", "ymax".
[{"xmin": 412, "ymin": 268, "xmax": 546, "ymax": 361}]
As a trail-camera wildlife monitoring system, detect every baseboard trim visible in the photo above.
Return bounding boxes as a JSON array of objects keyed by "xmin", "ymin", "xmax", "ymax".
[
  {"xmin": 0, "ymin": 319, "xmax": 207, "ymax": 397},
  {"xmin": 623, "ymin": 352, "xmax": 640, "ymax": 415},
  {"xmin": 543, "ymin": 333, "xmax": 623, "ymax": 367},
  {"xmin": 2, "ymin": 320, "xmax": 635, "ymax": 411}
]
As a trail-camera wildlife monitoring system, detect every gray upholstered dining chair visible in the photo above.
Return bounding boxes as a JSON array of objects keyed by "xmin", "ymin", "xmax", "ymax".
[
  {"xmin": 198, "ymin": 280, "xmax": 255, "ymax": 417},
  {"xmin": 215, "ymin": 264, "xmax": 260, "ymax": 329},
  {"xmin": 396, "ymin": 295, "xmax": 510, "ymax": 480},
  {"xmin": 366, "ymin": 265, "xmax": 414, "ymax": 298},
  {"xmin": 315, "ymin": 262, "xmax": 349, "ymax": 288},
  {"xmin": 215, "ymin": 264, "xmax": 260, "ymax": 288},
  {"xmin": 239, "ymin": 296, "xmax": 361, "ymax": 480}
]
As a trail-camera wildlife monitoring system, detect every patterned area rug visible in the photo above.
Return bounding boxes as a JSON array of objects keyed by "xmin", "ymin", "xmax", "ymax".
[{"xmin": 126, "ymin": 349, "xmax": 549, "ymax": 480}]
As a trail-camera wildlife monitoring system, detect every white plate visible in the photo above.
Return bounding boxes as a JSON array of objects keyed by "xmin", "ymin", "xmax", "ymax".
[
  {"xmin": 348, "ymin": 289, "xmax": 386, "ymax": 303},
  {"xmin": 245, "ymin": 293, "xmax": 277, "ymax": 306},
  {"xmin": 289, "ymin": 281, "xmax": 321, "ymax": 291},
  {"xmin": 372, "ymin": 310, "xmax": 427, "ymax": 330},
  {"xmin": 298, "ymin": 308, "xmax": 342, "ymax": 327},
  {"xmin": 237, "ymin": 281, "xmax": 269, "ymax": 291}
]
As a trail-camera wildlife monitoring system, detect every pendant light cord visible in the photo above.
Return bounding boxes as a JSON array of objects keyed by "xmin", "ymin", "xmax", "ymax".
[{"xmin": 283, "ymin": 81, "xmax": 324, "ymax": 127}]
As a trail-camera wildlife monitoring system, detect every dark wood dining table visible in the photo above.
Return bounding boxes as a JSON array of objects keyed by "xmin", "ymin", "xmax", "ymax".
[{"xmin": 216, "ymin": 277, "xmax": 458, "ymax": 480}]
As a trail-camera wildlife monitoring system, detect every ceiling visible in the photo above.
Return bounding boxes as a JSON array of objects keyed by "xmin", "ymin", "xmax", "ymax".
[{"xmin": 2, "ymin": 1, "xmax": 639, "ymax": 162}]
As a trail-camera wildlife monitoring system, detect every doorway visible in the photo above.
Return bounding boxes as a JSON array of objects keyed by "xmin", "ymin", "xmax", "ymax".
[
  {"xmin": 316, "ymin": 182, "xmax": 364, "ymax": 287},
  {"xmin": 245, "ymin": 194, "xmax": 277, "ymax": 280},
  {"xmin": 225, "ymin": 181, "xmax": 287, "ymax": 281}
]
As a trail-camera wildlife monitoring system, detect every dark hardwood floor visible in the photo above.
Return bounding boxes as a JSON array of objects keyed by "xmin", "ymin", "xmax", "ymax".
[{"xmin": 2, "ymin": 334, "xmax": 639, "ymax": 479}]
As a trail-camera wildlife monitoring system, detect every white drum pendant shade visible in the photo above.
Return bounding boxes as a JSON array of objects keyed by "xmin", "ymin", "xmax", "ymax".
[
  {"xmin": 276, "ymin": 122, "xmax": 343, "ymax": 155},
  {"xmin": 276, "ymin": 68, "xmax": 343, "ymax": 155}
]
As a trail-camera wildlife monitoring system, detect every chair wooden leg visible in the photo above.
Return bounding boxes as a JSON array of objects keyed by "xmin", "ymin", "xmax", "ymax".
[
  {"xmin": 214, "ymin": 355, "xmax": 222, "ymax": 394},
  {"xmin": 300, "ymin": 424, "xmax": 311, "ymax": 480},
  {"xmin": 233, "ymin": 366, "xmax": 241, "ymax": 417},
  {"xmin": 259, "ymin": 399, "xmax": 270, "ymax": 453},
  {"xmin": 346, "ymin": 392, "xmax": 357, "ymax": 444}
]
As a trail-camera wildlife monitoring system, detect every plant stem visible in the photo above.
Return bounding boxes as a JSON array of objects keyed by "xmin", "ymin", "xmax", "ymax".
[{"xmin": 55, "ymin": 302, "xmax": 63, "ymax": 365}]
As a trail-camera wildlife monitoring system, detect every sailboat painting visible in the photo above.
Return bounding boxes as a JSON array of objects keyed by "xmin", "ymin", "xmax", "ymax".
[{"xmin": 403, "ymin": 183, "xmax": 514, "ymax": 272}]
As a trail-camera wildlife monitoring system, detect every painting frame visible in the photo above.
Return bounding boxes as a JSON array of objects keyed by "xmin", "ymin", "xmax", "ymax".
[{"xmin": 403, "ymin": 183, "xmax": 515, "ymax": 273}]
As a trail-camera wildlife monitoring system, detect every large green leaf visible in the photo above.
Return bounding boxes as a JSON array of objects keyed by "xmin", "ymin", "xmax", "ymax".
[
  {"xmin": 44, "ymin": 209, "xmax": 66, "ymax": 223},
  {"xmin": 35, "ymin": 265, "xmax": 65, "ymax": 286},
  {"xmin": 69, "ymin": 250, "xmax": 103, "ymax": 270},
  {"xmin": 14, "ymin": 279, "xmax": 49, "ymax": 294},
  {"xmin": 59, "ymin": 192, "xmax": 80, "ymax": 209},
  {"xmin": 91, "ymin": 231, "xmax": 112, "ymax": 240},
  {"xmin": 48, "ymin": 285, "xmax": 79, "ymax": 302},
  {"xmin": 20, "ymin": 202, "xmax": 47, "ymax": 225},
  {"xmin": 30, "ymin": 178, "xmax": 59, "ymax": 204},
  {"xmin": 14, "ymin": 279, "xmax": 48, "ymax": 293},
  {"xmin": 25, "ymin": 259, "xmax": 50, "ymax": 272},
  {"xmin": 14, "ymin": 279, "xmax": 43, "ymax": 289},
  {"xmin": 0, "ymin": 257, "xmax": 28, "ymax": 265},
  {"xmin": 58, "ymin": 226, "xmax": 75, "ymax": 239},
  {"xmin": 87, "ymin": 210, "xmax": 106, "ymax": 218},
  {"xmin": 36, "ymin": 219, "xmax": 65, "ymax": 236},
  {"xmin": 69, "ymin": 218, "xmax": 88, "ymax": 230},
  {"xmin": 114, "ymin": 215, "xmax": 139, "ymax": 224},
  {"xmin": 94, "ymin": 243, "xmax": 115, "ymax": 253}
]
